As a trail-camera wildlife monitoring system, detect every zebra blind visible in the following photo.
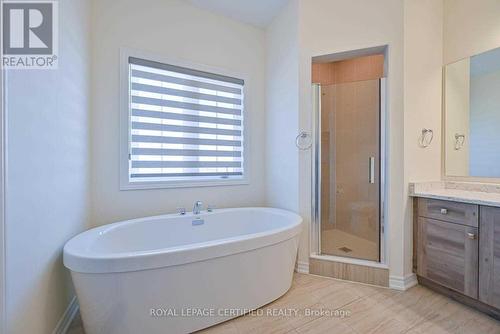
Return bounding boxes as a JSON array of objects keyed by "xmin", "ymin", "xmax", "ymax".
[{"xmin": 128, "ymin": 57, "xmax": 244, "ymax": 183}]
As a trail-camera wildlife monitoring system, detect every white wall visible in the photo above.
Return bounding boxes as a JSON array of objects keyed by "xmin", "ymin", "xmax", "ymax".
[
  {"xmin": 444, "ymin": 0, "xmax": 500, "ymax": 64},
  {"xmin": 403, "ymin": 0, "xmax": 444, "ymax": 280},
  {"xmin": 265, "ymin": 0, "xmax": 300, "ymax": 212},
  {"xmin": 90, "ymin": 0, "xmax": 267, "ymax": 227},
  {"xmin": 5, "ymin": 0, "xmax": 91, "ymax": 333},
  {"xmin": 404, "ymin": 0, "xmax": 443, "ymax": 183},
  {"xmin": 296, "ymin": 0, "xmax": 407, "ymax": 280}
]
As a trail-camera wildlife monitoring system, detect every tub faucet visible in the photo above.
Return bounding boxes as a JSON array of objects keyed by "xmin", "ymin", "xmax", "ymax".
[{"xmin": 193, "ymin": 201, "xmax": 203, "ymax": 215}]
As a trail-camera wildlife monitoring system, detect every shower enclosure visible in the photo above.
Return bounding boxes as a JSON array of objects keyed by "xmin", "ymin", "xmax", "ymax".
[{"xmin": 312, "ymin": 78, "xmax": 385, "ymax": 263}]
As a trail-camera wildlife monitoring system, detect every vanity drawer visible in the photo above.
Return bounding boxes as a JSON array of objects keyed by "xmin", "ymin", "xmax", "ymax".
[{"xmin": 418, "ymin": 198, "xmax": 478, "ymax": 227}]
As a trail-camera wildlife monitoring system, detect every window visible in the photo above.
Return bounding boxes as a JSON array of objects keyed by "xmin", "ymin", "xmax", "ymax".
[{"xmin": 120, "ymin": 51, "xmax": 246, "ymax": 189}]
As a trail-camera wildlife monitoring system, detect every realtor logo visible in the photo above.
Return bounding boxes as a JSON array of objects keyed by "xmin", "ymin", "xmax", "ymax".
[{"xmin": 2, "ymin": 0, "xmax": 58, "ymax": 69}]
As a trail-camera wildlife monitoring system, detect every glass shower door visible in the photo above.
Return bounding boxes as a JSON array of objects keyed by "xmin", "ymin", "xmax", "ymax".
[{"xmin": 319, "ymin": 79, "xmax": 380, "ymax": 262}]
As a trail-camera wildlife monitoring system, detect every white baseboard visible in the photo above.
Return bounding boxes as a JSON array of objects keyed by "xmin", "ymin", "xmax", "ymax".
[
  {"xmin": 389, "ymin": 273, "xmax": 418, "ymax": 291},
  {"xmin": 295, "ymin": 260, "xmax": 309, "ymax": 274},
  {"xmin": 52, "ymin": 296, "xmax": 79, "ymax": 334}
]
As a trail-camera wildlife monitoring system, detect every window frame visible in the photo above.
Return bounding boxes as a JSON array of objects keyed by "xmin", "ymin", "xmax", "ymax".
[{"xmin": 119, "ymin": 48, "xmax": 250, "ymax": 190}]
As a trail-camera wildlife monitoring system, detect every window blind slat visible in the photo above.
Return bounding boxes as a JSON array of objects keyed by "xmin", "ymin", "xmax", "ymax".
[
  {"xmin": 131, "ymin": 122, "xmax": 241, "ymax": 137},
  {"xmin": 131, "ymin": 96, "xmax": 241, "ymax": 116},
  {"xmin": 132, "ymin": 109, "xmax": 242, "ymax": 126},
  {"xmin": 132, "ymin": 135, "xmax": 241, "ymax": 147},
  {"xmin": 131, "ymin": 83, "xmax": 241, "ymax": 105},
  {"xmin": 131, "ymin": 148, "xmax": 242, "ymax": 157},
  {"xmin": 131, "ymin": 161, "xmax": 242, "ymax": 168},
  {"xmin": 131, "ymin": 69, "xmax": 242, "ymax": 95}
]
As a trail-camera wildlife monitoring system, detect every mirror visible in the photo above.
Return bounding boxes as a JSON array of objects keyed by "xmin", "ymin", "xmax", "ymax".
[{"xmin": 444, "ymin": 46, "xmax": 500, "ymax": 178}]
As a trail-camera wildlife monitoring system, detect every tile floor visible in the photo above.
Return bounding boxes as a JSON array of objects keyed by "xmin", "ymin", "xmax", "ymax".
[{"xmin": 69, "ymin": 273, "xmax": 500, "ymax": 334}]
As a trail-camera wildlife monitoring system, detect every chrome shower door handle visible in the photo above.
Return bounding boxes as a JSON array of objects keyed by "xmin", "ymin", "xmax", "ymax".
[{"xmin": 369, "ymin": 157, "xmax": 375, "ymax": 184}]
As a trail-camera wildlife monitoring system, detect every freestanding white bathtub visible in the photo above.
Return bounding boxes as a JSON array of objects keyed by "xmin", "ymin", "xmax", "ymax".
[{"xmin": 64, "ymin": 207, "xmax": 302, "ymax": 334}]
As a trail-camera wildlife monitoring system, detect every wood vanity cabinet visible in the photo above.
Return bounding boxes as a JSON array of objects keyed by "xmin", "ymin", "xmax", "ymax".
[
  {"xmin": 414, "ymin": 198, "xmax": 500, "ymax": 319},
  {"xmin": 479, "ymin": 206, "xmax": 500, "ymax": 309}
]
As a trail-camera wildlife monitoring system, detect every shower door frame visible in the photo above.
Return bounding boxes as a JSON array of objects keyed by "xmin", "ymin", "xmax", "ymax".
[{"xmin": 311, "ymin": 78, "xmax": 387, "ymax": 265}]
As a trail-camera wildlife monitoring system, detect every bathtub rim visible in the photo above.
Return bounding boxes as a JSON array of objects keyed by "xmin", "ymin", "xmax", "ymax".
[{"xmin": 64, "ymin": 207, "xmax": 302, "ymax": 274}]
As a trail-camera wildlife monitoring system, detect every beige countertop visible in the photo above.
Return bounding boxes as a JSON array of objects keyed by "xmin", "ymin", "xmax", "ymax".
[{"xmin": 409, "ymin": 181, "xmax": 500, "ymax": 208}]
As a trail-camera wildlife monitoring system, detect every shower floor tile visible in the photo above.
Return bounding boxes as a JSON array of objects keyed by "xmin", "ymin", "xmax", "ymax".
[{"xmin": 320, "ymin": 228, "xmax": 378, "ymax": 261}]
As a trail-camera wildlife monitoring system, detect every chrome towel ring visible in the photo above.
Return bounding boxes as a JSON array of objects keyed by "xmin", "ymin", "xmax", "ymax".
[
  {"xmin": 419, "ymin": 128, "xmax": 434, "ymax": 148},
  {"xmin": 296, "ymin": 131, "xmax": 312, "ymax": 150},
  {"xmin": 454, "ymin": 134, "xmax": 465, "ymax": 150}
]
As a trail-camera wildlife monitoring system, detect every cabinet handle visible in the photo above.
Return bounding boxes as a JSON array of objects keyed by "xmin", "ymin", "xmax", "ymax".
[
  {"xmin": 440, "ymin": 208, "xmax": 448, "ymax": 214},
  {"xmin": 467, "ymin": 232, "xmax": 476, "ymax": 240}
]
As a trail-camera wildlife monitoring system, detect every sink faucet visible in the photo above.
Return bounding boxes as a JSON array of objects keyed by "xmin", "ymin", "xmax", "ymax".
[{"xmin": 193, "ymin": 201, "xmax": 203, "ymax": 215}]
